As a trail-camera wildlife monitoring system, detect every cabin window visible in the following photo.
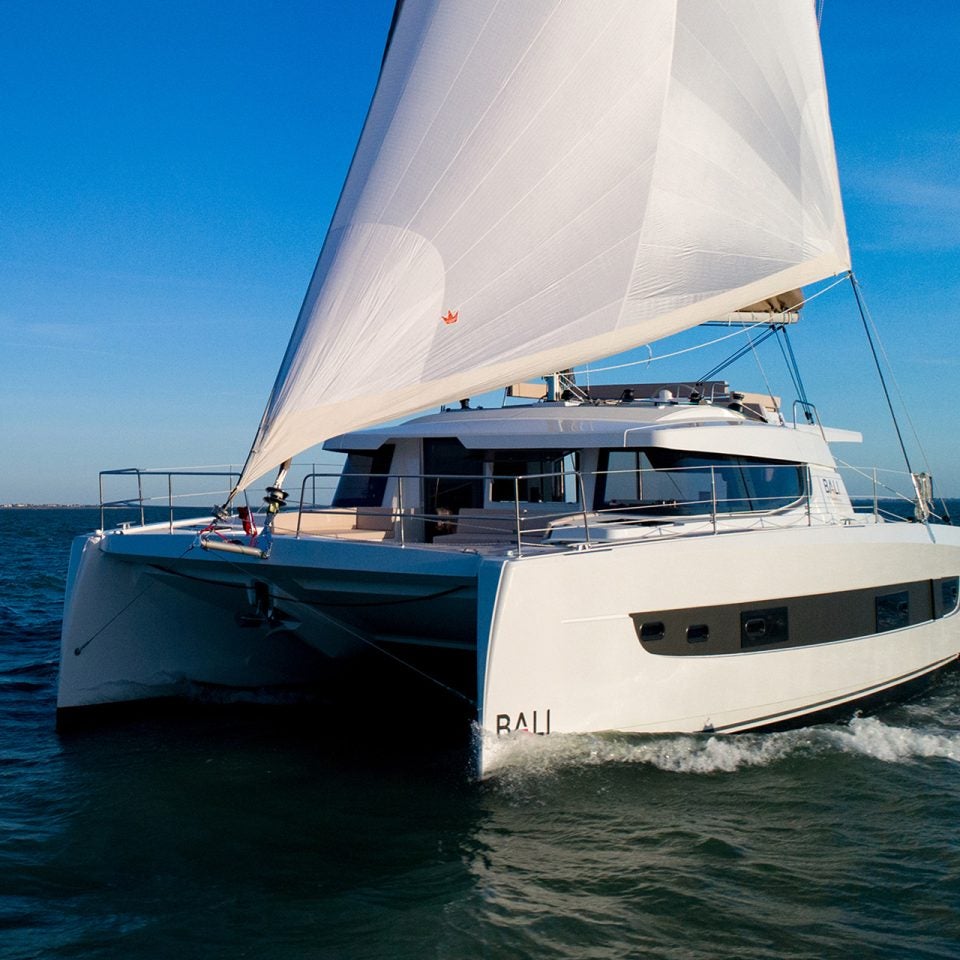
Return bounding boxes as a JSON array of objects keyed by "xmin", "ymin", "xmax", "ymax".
[
  {"xmin": 597, "ymin": 450, "xmax": 650, "ymax": 505},
  {"xmin": 686, "ymin": 624, "xmax": 709, "ymax": 643},
  {"xmin": 638, "ymin": 621, "xmax": 665, "ymax": 643},
  {"xmin": 740, "ymin": 607, "xmax": 789, "ymax": 648},
  {"xmin": 941, "ymin": 577, "xmax": 959, "ymax": 616},
  {"xmin": 594, "ymin": 450, "xmax": 803, "ymax": 516},
  {"xmin": 489, "ymin": 450, "xmax": 579, "ymax": 503},
  {"xmin": 331, "ymin": 445, "xmax": 395, "ymax": 508},
  {"xmin": 876, "ymin": 591, "xmax": 909, "ymax": 632}
]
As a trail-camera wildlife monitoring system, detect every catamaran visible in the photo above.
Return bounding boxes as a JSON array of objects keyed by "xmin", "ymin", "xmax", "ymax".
[{"xmin": 58, "ymin": 1, "xmax": 960, "ymax": 776}]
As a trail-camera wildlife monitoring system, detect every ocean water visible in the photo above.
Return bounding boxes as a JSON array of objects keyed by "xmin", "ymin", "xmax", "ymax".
[{"xmin": 2, "ymin": 507, "xmax": 960, "ymax": 959}]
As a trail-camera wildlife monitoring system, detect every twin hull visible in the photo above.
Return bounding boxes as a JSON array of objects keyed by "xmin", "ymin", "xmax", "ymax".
[{"xmin": 58, "ymin": 522, "xmax": 960, "ymax": 776}]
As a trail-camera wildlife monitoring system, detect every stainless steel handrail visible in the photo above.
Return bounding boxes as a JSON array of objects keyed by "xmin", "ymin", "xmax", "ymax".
[
  {"xmin": 295, "ymin": 469, "xmax": 588, "ymax": 555},
  {"xmin": 792, "ymin": 400, "xmax": 826, "ymax": 441},
  {"xmin": 97, "ymin": 459, "xmax": 879, "ymax": 544},
  {"xmin": 99, "ymin": 467, "xmax": 240, "ymax": 532},
  {"xmin": 291, "ymin": 462, "xmax": 812, "ymax": 550}
]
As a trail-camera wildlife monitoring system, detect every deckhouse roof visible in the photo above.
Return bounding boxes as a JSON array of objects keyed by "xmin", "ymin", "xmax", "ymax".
[{"xmin": 324, "ymin": 401, "xmax": 861, "ymax": 465}]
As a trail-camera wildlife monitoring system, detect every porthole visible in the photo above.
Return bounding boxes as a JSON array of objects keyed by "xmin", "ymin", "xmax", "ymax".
[{"xmin": 639, "ymin": 621, "xmax": 665, "ymax": 642}]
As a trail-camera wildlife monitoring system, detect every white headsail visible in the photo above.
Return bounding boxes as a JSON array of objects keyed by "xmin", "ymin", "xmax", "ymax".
[{"xmin": 238, "ymin": 0, "xmax": 849, "ymax": 489}]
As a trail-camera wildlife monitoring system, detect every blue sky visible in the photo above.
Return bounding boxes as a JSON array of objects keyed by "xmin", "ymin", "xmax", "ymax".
[{"xmin": 2, "ymin": 1, "xmax": 959, "ymax": 504}]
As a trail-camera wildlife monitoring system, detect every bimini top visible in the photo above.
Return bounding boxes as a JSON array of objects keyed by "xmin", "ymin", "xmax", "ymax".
[{"xmin": 324, "ymin": 401, "xmax": 861, "ymax": 466}]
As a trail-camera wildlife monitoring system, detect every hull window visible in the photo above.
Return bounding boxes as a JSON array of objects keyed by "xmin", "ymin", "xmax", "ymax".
[
  {"xmin": 638, "ymin": 621, "xmax": 665, "ymax": 643},
  {"xmin": 939, "ymin": 577, "xmax": 960, "ymax": 616},
  {"xmin": 876, "ymin": 591, "xmax": 909, "ymax": 633},
  {"xmin": 631, "ymin": 578, "xmax": 947, "ymax": 657},
  {"xmin": 740, "ymin": 607, "xmax": 789, "ymax": 648}
]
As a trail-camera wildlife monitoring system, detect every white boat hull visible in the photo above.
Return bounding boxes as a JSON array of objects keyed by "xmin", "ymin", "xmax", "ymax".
[
  {"xmin": 478, "ymin": 522, "xmax": 960, "ymax": 774},
  {"xmin": 58, "ymin": 527, "xmax": 483, "ymax": 715},
  {"xmin": 58, "ymin": 520, "xmax": 960, "ymax": 777}
]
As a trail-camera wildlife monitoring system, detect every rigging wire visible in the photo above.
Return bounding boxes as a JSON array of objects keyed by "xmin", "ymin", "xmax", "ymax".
[
  {"xmin": 588, "ymin": 321, "xmax": 767, "ymax": 376},
  {"xmin": 559, "ymin": 370, "xmax": 591, "ymax": 402},
  {"xmin": 72, "ymin": 540, "xmax": 199, "ymax": 656},
  {"xmin": 779, "ymin": 325, "xmax": 812, "ymax": 409},
  {"xmin": 850, "ymin": 274, "xmax": 934, "ymax": 474},
  {"xmin": 774, "ymin": 327, "xmax": 805, "ymax": 407},
  {"xmin": 295, "ymin": 603, "xmax": 476, "ymax": 707},
  {"xmin": 849, "ymin": 273, "xmax": 951, "ymax": 522},
  {"xmin": 744, "ymin": 325, "xmax": 781, "ymax": 416},
  {"xmin": 582, "ymin": 275, "xmax": 849, "ymax": 378},
  {"xmin": 849, "ymin": 272, "xmax": 914, "ymax": 475},
  {"xmin": 150, "ymin": 554, "xmax": 477, "ymax": 706},
  {"xmin": 696, "ymin": 324, "xmax": 778, "ymax": 384},
  {"xmin": 833, "ymin": 458, "xmax": 946, "ymax": 518}
]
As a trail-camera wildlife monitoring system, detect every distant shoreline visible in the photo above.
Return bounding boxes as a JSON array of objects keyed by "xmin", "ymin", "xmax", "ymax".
[{"xmin": 1, "ymin": 504, "xmax": 98, "ymax": 509}]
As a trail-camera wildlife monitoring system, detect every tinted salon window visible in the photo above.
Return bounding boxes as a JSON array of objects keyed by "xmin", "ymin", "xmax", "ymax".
[
  {"xmin": 595, "ymin": 449, "xmax": 803, "ymax": 515},
  {"xmin": 332, "ymin": 445, "xmax": 395, "ymax": 507},
  {"xmin": 490, "ymin": 450, "xmax": 578, "ymax": 503}
]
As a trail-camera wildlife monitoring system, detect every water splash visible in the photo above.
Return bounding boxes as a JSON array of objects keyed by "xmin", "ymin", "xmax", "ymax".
[
  {"xmin": 825, "ymin": 714, "xmax": 960, "ymax": 763},
  {"xmin": 482, "ymin": 711, "xmax": 960, "ymax": 780}
]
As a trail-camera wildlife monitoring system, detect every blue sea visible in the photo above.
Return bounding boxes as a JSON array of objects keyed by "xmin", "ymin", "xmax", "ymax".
[{"xmin": 3, "ymin": 506, "xmax": 960, "ymax": 959}]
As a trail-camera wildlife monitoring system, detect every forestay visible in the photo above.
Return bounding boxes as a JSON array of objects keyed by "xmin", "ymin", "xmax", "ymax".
[{"xmin": 238, "ymin": 0, "xmax": 849, "ymax": 489}]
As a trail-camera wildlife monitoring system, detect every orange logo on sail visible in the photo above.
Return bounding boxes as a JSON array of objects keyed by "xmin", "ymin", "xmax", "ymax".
[{"xmin": 442, "ymin": 310, "xmax": 459, "ymax": 325}]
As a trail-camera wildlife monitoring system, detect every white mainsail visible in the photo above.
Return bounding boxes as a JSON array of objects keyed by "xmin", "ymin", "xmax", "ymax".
[{"xmin": 238, "ymin": 0, "xmax": 849, "ymax": 489}]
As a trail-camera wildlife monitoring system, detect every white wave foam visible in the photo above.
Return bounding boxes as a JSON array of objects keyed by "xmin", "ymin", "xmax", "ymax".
[
  {"xmin": 824, "ymin": 715, "xmax": 960, "ymax": 764},
  {"xmin": 482, "ymin": 714, "xmax": 960, "ymax": 780},
  {"xmin": 482, "ymin": 728, "xmax": 806, "ymax": 778}
]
